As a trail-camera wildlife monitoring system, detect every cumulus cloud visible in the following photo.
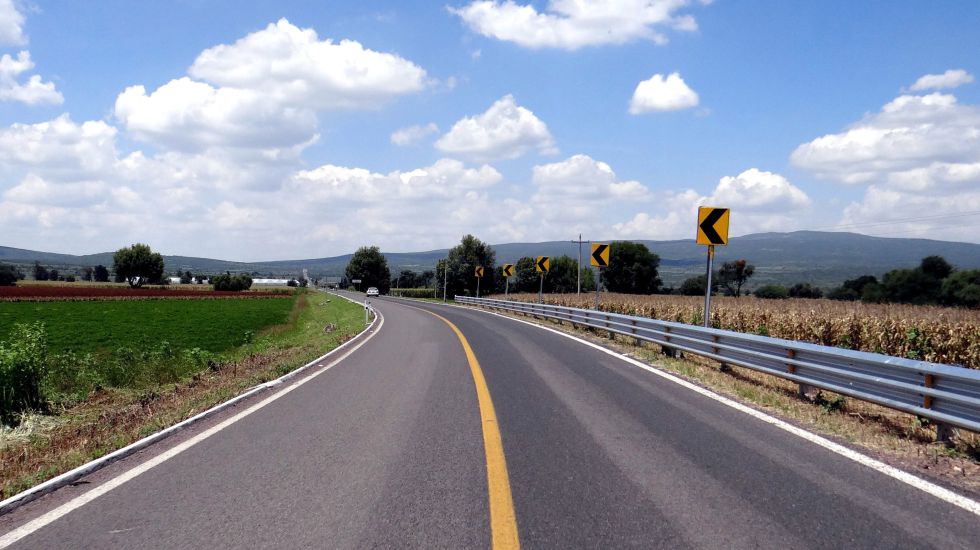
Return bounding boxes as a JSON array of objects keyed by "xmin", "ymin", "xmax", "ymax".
[
  {"xmin": 291, "ymin": 158, "xmax": 501, "ymax": 201},
  {"xmin": 115, "ymin": 19, "xmax": 426, "ymax": 163},
  {"xmin": 908, "ymin": 69, "xmax": 974, "ymax": 92},
  {"xmin": 391, "ymin": 123, "xmax": 439, "ymax": 146},
  {"xmin": 189, "ymin": 18, "xmax": 427, "ymax": 110},
  {"xmin": 629, "ymin": 72, "xmax": 698, "ymax": 114},
  {"xmin": 435, "ymin": 94, "xmax": 556, "ymax": 161},
  {"xmin": 0, "ymin": 0, "xmax": 25, "ymax": 46},
  {"xmin": 792, "ymin": 86, "xmax": 980, "ymax": 241},
  {"xmin": 0, "ymin": 114, "xmax": 117, "ymax": 178},
  {"xmin": 115, "ymin": 77, "xmax": 318, "ymax": 155},
  {"xmin": 450, "ymin": 0, "xmax": 703, "ymax": 50},
  {"xmin": 613, "ymin": 169, "xmax": 810, "ymax": 239}
]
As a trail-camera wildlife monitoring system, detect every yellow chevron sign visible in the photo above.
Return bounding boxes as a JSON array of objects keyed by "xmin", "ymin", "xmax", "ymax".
[
  {"xmin": 536, "ymin": 256, "xmax": 550, "ymax": 273},
  {"xmin": 697, "ymin": 206, "xmax": 730, "ymax": 246},
  {"xmin": 502, "ymin": 264, "xmax": 514, "ymax": 277},
  {"xmin": 590, "ymin": 243, "xmax": 609, "ymax": 267},
  {"xmin": 474, "ymin": 266, "xmax": 485, "ymax": 277}
]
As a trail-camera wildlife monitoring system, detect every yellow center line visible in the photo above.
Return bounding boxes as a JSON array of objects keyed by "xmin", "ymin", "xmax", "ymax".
[{"xmin": 421, "ymin": 308, "xmax": 520, "ymax": 550}]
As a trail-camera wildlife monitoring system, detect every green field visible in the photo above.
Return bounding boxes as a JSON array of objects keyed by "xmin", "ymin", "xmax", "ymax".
[{"xmin": 0, "ymin": 297, "xmax": 297, "ymax": 354}]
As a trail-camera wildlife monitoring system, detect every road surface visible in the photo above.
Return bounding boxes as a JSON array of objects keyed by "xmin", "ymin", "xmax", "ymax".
[{"xmin": 1, "ymin": 293, "xmax": 978, "ymax": 548}]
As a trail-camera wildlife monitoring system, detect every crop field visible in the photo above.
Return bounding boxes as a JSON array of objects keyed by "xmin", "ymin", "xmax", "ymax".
[
  {"xmin": 499, "ymin": 293, "xmax": 980, "ymax": 369},
  {"xmin": 0, "ymin": 296, "xmax": 296, "ymax": 354},
  {"xmin": 0, "ymin": 285, "xmax": 288, "ymax": 301}
]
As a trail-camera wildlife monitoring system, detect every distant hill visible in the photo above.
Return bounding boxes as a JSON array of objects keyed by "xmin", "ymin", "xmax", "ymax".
[{"xmin": 3, "ymin": 231, "xmax": 979, "ymax": 290}]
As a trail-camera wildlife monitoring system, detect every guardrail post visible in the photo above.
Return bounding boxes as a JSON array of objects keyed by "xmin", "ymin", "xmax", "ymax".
[
  {"xmin": 786, "ymin": 349, "xmax": 817, "ymax": 399},
  {"xmin": 713, "ymin": 334, "xmax": 732, "ymax": 372},
  {"xmin": 922, "ymin": 373, "xmax": 959, "ymax": 445},
  {"xmin": 661, "ymin": 326, "xmax": 681, "ymax": 358}
]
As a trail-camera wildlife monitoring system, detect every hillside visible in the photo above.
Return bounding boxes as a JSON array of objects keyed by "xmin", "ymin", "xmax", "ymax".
[{"xmin": 3, "ymin": 231, "xmax": 979, "ymax": 290}]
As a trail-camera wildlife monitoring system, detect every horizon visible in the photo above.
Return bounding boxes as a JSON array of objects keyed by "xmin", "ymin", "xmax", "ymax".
[
  {"xmin": 1, "ymin": 2, "xmax": 978, "ymax": 259},
  {"xmin": 5, "ymin": 229, "xmax": 980, "ymax": 265}
]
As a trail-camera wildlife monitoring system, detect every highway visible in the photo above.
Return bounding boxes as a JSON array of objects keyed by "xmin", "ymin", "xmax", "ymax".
[{"xmin": 1, "ymin": 293, "xmax": 978, "ymax": 548}]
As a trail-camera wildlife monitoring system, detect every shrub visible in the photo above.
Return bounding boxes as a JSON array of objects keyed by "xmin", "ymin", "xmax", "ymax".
[
  {"xmin": 0, "ymin": 263, "xmax": 18, "ymax": 286},
  {"xmin": 211, "ymin": 273, "xmax": 253, "ymax": 291},
  {"xmin": 389, "ymin": 288, "xmax": 438, "ymax": 298},
  {"xmin": 753, "ymin": 285, "xmax": 789, "ymax": 299},
  {"xmin": 0, "ymin": 322, "xmax": 48, "ymax": 424},
  {"xmin": 788, "ymin": 283, "xmax": 823, "ymax": 299}
]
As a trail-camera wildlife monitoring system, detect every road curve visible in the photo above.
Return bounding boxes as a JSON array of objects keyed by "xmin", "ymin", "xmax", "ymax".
[{"xmin": 1, "ymin": 293, "xmax": 978, "ymax": 549}]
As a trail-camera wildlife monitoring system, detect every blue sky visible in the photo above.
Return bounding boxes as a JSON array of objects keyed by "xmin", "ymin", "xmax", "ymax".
[{"xmin": 1, "ymin": 0, "xmax": 978, "ymax": 260}]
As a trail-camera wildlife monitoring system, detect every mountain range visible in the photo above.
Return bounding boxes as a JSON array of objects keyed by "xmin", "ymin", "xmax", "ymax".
[{"xmin": 3, "ymin": 231, "xmax": 979, "ymax": 289}]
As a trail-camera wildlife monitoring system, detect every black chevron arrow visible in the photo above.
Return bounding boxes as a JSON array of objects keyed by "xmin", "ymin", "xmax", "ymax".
[
  {"xmin": 591, "ymin": 244, "xmax": 608, "ymax": 266},
  {"xmin": 699, "ymin": 208, "xmax": 728, "ymax": 244}
]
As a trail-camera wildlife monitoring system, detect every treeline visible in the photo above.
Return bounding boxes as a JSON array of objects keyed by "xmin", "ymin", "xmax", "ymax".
[{"xmin": 747, "ymin": 256, "xmax": 978, "ymax": 308}]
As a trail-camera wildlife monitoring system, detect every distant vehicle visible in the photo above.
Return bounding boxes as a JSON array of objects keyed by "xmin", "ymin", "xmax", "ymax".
[{"xmin": 366, "ymin": 287, "xmax": 379, "ymax": 297}]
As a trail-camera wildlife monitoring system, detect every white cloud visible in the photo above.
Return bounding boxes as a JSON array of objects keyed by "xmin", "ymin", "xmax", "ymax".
[
  {"xmin": 115, "ymin": 18, "xmax": 428, "ymax": 169},
  {"xmin": 792, "ymin": 87, "xmax": 980, "ymax": 241},
  {"xmin": 435, "ymin": 94, "xmax": 557, "ymax": 161},
  {"xmin": 0, "ymin": 0, "xmax": 25, "ymax": 46},
  {"xmin": 908, "ymin": 69, "xmax": 974, "ymax": 92},
  {"xmin": 0, "ymin": 51, "xmax": 61, "ymax": 106},
  {"xmin": 791, "ymin": 93, "xmax": 980, "ymax": 184},
  {"xmin": 115, "ymin": 77, "xmax": 318, "ymax": 155},
  {"xmin": 629, "ymin": 72, "xmax": 698, "ymax": 113},
  {"xmin": 189, "ymin": 18, "xmax": 427, "ymax": 110},
  {"xmin": 613, "ymin": 169, "xmax": 810, "ymax": 239},
  {"xmin": 450, "ymin": 0, "xmax": 703, "ymax": 50},
  {"xmin": 391, "ymin": 123, "xmax": 439, "ymax": 146},
  {"xmin": 291, "ymin": 158, "xmax": 501, "ymax": 201},
  {"xmin": 0, "ymin": 114, "xmax": 117, "ymax": 179},
  {"xmin": 526, "ymin": 154, "xmax": 650, "ymax": 235}
]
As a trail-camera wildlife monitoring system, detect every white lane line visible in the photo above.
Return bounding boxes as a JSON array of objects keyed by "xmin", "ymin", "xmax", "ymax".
[
  {"xmin": 448, "ymin": 303, "xmax": 980, "ymax": 517},
  {"xmin": 0, "ymin": 305, "xmax": 385, "ymax": 548}
]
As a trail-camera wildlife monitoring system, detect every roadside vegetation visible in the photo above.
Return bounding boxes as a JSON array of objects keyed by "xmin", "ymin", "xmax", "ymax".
[
  {"xmin": 0, "ymin": 288, "xmax": 365, "ymax": 499},
  {"xmin": 502, "ymin": 292, "xmax": 980, "ymax": 369}
]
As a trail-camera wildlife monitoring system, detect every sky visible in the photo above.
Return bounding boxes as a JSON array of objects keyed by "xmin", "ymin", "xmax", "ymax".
[{"xmin": 0, "ymin": 0, "xmax": 979, "ymax": 261}]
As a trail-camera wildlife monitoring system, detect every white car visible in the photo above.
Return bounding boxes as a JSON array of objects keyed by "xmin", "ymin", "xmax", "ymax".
[{"xmin": 366, "ymin": 287, "xmax": 380, "ymax": 297}]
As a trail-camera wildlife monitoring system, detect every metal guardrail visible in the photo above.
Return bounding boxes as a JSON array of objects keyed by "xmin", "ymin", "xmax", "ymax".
[{"xmin": 455, "ymin": 296, "xmax": 980, "ymax": 434}]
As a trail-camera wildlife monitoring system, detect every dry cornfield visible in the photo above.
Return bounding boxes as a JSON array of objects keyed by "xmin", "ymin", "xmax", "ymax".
[{"xmin": 499, "ymin": 293, "xmax": 980, "ymax": 370}]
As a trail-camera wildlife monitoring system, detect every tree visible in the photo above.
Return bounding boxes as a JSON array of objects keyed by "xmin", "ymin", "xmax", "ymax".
[
  {"xmin": 788, "ymin": 283, "xmax": 823, "ymax": 299},
  {"xmin": 180, "ymin": 270, "xmax": 194, "ymax": 284},
  {"xmin": 827, "ymin": 275, "xmax": 879, "ymax": 301},
  {"xmin": 441, "ymin": 235, "xmax": 496, "ymax": 297},
  {"xmin": 881, "ymin": 268, "xmax": 940, "ymax": 305},
  {"xmin": 514, "ymin": 256, "xmax": 538, "ymax": 293},
  {"xmin": 0, "ymin": 263, "xmax": 18, "ymax": 286},
  {"xmin": 420, "ymin": 270, "xmax": 435, "ymax": 288},
  {"xmin": 80, "ymin": 266, "xmax": 93, "ymax": 281},
  {"xmin": 920, "ymin": 255, "xmax": 953, "ymax": 280},
  {"xmin": 93, "ymin": 264, "xmax": 110, "ymax": 282},
  {"xmin": 48, "ymin": 269, "xmax": 60, "ymax": 281},
  {"xmin": 394, "ymin": 269, "xmax": 419, "ymax": 288},
  {"xmin": 32, "ymin": 262, "xmax": 49, "ymax": 281},
  {"xmin": 212, "ymin": 272, "xmax": 253, "ymax": 291},
  {"xmin": 113, "ymin": 243, "xmax": 165, "ymax": 288},
  {"xmin": 345, "ymin": 246, "xmax": 391, "ymax": 293},
  {"xmin": 194, "ymin": 274, "xmax": 207, "ymax": 284},
  {"xmin": 603, "ymin": 241, "xmax": 661, "ymax": 294},
  {"xmin": 941, "ymin": 269, "xmax": 980, "ymax": 308},
  {"xmin": 679, "ymin": 274, "xmax": 719, "ymax": 296},
  {"xmin": 754, "ymin": 284, "xmax": 789, "ymax": 299},
  {"xmin": 717, "ymin": 259, "xmax": 755, "ymax": 297}
]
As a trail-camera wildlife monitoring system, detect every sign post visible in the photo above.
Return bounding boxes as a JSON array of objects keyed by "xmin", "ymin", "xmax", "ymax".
[
  {"xmin": 590, "ymin": 243, "xmax": 609, "ymax": 310},
  {"xmin": 536, "ymin": 256, "xmax": 550, "ymax": 304},
  {"xmin": 696, "ymin": 207, "xmax": 730, "ymax": 327},
  {"xmin": 474, "ymin": 266, "xmax": 484, "ymax": 298},
  {"xmin": 502, "ymin": 264, "xmax": 514, "ymax": 297},
  {"xmin": 352, "ymin": 278, "xmax": 362, "ymax": 292}
]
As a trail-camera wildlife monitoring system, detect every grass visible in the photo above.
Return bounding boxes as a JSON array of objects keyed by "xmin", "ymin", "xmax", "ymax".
[
  {"xmin": 0, "ymin": 297, "xmax": 296, "ymax": 354},
  {"xmin": 0, "ymin": 291, "xmax": 366, "ymax": 499}
]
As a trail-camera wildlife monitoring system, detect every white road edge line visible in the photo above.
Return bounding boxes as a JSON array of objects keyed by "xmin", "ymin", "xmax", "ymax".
[
  {"xmin": 0, "ymin": 293, "xmax": 383, "ymax": 548},
  {"xmin": 443, "ymin": 301, "xmax": 980, "ymax": 517}
]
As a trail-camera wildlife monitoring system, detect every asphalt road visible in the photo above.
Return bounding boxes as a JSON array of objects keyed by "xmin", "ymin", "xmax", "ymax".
[{"xmin": 2, "ymin": 293, "xmax": 978, "ymax": 548}]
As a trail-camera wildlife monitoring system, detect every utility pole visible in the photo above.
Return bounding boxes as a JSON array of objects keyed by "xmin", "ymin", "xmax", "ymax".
[
  {"xmin": 442, "ymin": 260, "xmax": 448, "ymax": 302},
  {"xmin": 570, "ymin": 233, "xmax": 588, "ymax": 295}
]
